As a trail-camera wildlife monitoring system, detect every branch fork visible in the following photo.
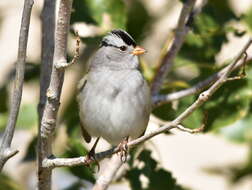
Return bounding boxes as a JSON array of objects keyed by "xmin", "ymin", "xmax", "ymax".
[{"xmin": 55, "ymin": 31, "xmax": 80, "ymax": 69}]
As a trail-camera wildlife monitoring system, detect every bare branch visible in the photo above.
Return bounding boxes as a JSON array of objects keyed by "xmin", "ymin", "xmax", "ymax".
[
  {"xmin": 37, "ymin": 0, "xmax": 56, "ymax": 188},
  {"xmin": 92, "ymin": 155, "xmax": 123, "ymax": 190},
  {"xmin": 38, "ymin": 0, "xmax": 56, "ymax": 120},
  {"xmin": 41, "ymin": 38, "xmax": 252, "ymax": 169},
  {"xmin": 38, "ymin": 0, "xmax": 73, "ymax": 189},
  {"xmin": 0, "ymin": 0, "xmax": 34, "ymax": 171},
  {"xmin": 55, "ymin": 31, "xmax": 81, "ymax": 69},
  {"xmin": 176, "ymin": 124, "xmax": 204, "ymax": 133},
  {"xmin": 152, "ymin": 54, "xmax": 251, "ymax": 106},
  {"xmin": 151, "ymin": 0, "xmax": 197, "ymax": 95}
]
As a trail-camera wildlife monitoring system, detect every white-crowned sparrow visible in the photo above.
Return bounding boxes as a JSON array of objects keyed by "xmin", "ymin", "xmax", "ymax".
[{"xmin": 77, "ymin": 29, "xmax": 151, "ymax": 157}]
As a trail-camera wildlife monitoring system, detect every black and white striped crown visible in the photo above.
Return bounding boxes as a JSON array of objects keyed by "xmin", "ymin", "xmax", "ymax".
[{"xmin": 109, "ymin": 29, "xmax": 136, "ymax": 47}]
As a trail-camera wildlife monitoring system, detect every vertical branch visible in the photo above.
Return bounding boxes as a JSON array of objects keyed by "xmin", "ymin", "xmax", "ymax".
[
  {"xmin": 37, "ymin": 0, "xmax": 56, "ymax": 188},
  {"xmin": 38, "ymin": 0, "xmax": 56, "ymax": 120},
  {"xmin": 151, "ymin": 0, "xmax": 197, "ymax": 95},
  {"xmin": 0, "ymin": 0, "xmax": 34, "ymax": 171},
  {"xmin": 38, "ymin": 0, "xmax": 73, "ymax": 189}
]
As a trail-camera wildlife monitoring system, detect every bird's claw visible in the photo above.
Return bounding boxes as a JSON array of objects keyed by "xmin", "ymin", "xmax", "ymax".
[
  {"xmin": 117, "ymin": 137, "xmax": 129, "ymax": 162},
  {"xmin": 86, "ymin": 149, "xmax": 100, "ymax": 172},
  {"xmin": 85, "ymin": 137, "xmax": 100, "ymax": 171}
]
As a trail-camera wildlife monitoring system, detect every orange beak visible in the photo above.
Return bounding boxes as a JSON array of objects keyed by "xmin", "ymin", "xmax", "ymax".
[{"xmin": 131, "ymin": 46, "xmax": 146, "ymax": 55}]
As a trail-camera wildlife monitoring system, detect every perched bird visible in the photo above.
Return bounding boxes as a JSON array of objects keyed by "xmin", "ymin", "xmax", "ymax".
[{"xmin": 77, "ymin": 29, "xmax": 151, "ymax": 161}]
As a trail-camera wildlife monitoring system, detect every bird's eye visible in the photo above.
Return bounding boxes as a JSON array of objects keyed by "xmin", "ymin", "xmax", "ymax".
[{"xmin": 119, "ymin": 45, "xmax": 127, "ymax": 51}]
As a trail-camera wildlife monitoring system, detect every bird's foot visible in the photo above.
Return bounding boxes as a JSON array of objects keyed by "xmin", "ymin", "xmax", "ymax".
[
  {"xmin": 117, "ymin": 137, "xmax": 129, "ymax": 162},
  {"xmin": 86, "ymin": 149, "xmax": 100, "ymax": 171}
]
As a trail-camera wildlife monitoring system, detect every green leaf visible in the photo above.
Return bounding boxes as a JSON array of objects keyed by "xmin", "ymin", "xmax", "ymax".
[
  {"xmin": 71, "ymin": 0, "xmax": 97, "ymax": 24},
  {"xmin": 204, "ymin": 79, "xmax": 251, "ymax": 132},
  {"xmin": 177, "ymin": 0, "xmax": 237, "ymax": 69},
  {"xmin": 71, "ymin": 0, "xmax": 127, "ymax": 29},
  {"xmin": 204, "ymin": 64, "xmax": 252, "ymax": 133},
  {"xmin": 219, "ymin": 103, "xmax": 252, "ymax": 143}
]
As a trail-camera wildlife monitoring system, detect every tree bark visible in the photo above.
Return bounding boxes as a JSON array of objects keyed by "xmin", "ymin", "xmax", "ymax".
[
  {"xmin": 37, "ymin": 0, "xmax": 73, "ymax": 189},
  {"xmin": 0, "ymin": 0, "xmax": 34, "ymax": 172}
]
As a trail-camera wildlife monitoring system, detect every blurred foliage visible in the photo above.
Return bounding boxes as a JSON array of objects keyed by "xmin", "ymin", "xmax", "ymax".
[
  {"xmin": 179, "ymin": 0, "xmax": 236, "ymax": 66},
  {"xmin": 22, "ymin": 136, "xmax": 37, "ymax": 162},
  {"xmin": 203, "ymin": 145, "xmax": 252, "ymax": 183},
  {"xmin": 154, "ymin": 1, "xmax": 252, "ymax": 139},
  {"xmin": 0, "ymin": 173, "xmax": 24, "ymax": 190},
  {"xmin": 126, "ymin": 0, "xmax": 153, "ymax": 42},
  {"xmin": 16, "ymin": 104, "xmax": 38, "ymax": 129},
  {"xmin": 151, "ymin": 1, "xmax": 252, "ymax": 186},
  {"xmin": 125, "ymin": 150, "xmax": 190, "ymax": 190},
  {"xmin": 71, "ymin": 0, "xmax": 126, "ymax": 29},
  {"xmin": 0, "ymin": 63, "xmax": 39, "ymax": 131},
  {"xmin": 0, "ymin": 86, "xmax": 8, "ymax": 131},
  {"xmin": 244, "ymin": 7, "xmax": 252, "ymax": 31},
  {"xmin": 231, "ymin": 146, "xmax": 252, "ymax": 182},
  {"xmin": 62, "ymin": 140, "xmax": 95, "ymax": 183},
  {"xmin": 63, "ymin": 181, "xmax": 87, "ymax": 190}
]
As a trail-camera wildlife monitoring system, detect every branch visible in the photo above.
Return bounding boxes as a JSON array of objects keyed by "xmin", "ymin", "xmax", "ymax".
[
  {"xmin": 38, "ymin": 0, "xmax": 56, "ymax": 120},
  {"xmin": 38, "ymin": 0, "xmax": 73, "ymax": 189},
  {"xmin": 151, "ymin": 0, "xmax": 197, "ymax": 95},
  {"xmin": 55, "ymin": 31, "xmax": 81, "ymax": 69},
  {"xmin": 92, "ymin": 155, "xmax": 123, "ymax": 190},
  {"xmin": 37, "ymin": 0, "xmax": 56, "ymax": 188},
  {"xmin": 152, "ymin": 55, "xmax": 251, "ymax": 106},
  {"xmin": 41, "ymin": 38, "xmax": 252, "ymax": 169},
  {"xmin": 0, "ymin": 0, "xmax": 34, "ymax": 172}
]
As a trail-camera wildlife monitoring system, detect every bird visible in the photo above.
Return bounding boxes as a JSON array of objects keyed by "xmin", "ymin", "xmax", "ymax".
[{"xmin": 77, "ymin": 29, "xmax": 151, "ymax": 162}]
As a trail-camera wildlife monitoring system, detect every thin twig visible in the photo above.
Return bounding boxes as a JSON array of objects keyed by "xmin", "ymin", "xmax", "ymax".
[
  {"xmin": 55, "ymin": 31, "xmax": 81, "ymax": 69},
  {"xmin": 151, "ymin": 0, "xmax": 197, "ymax": 95},
  {"xmin": 0, "ymin": 0, "xmax": 34, "ymax": 171},
  {"xmin": 152, "ymin": 55, "xmax": 251, "ymax": 106},
  {"xmin": 41, "ymin": 38, "xmax": 252, "ymax": 169},
  {"xmin": 38, "ymin": 0, "xmax": 73, "ymax": 189}
]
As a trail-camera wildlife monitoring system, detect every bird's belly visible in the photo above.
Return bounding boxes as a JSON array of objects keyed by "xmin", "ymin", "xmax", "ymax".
[{"xmin": 81, "ymin": 89, "xmax": 148, "ymax": 145}]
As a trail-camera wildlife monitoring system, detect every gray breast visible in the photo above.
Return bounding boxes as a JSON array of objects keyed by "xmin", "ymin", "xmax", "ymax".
[{"xmin": 79, "ymin": 68, "xmax": 151, "ymax": 145}]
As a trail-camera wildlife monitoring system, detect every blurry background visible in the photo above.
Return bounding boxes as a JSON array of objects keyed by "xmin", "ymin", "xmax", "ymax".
[{"xmin": 1, "ymin": 0, "xmax": 252, "ymax": 189}]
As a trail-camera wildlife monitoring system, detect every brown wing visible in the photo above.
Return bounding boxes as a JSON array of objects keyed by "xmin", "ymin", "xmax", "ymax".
[
  {"xmin": 80, "ymin": 122, "xmax": 91, "ymax": 143},
  {"xmin": 77, "ymin": 75, "xmax": 91, "ymax": 143}
]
